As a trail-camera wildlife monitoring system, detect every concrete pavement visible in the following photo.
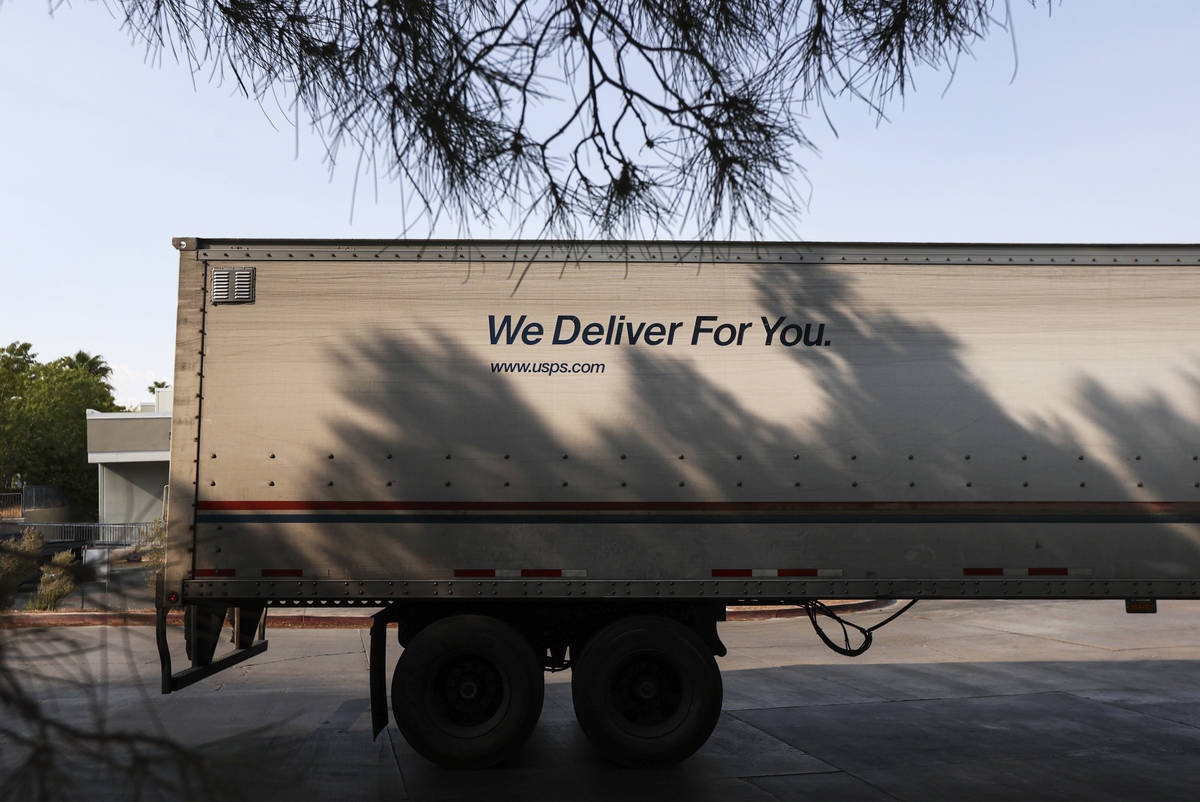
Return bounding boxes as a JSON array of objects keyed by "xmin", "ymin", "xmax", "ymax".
[{"xmin": 4, "ymin": 599, "xmax": 1200, "ymax": 800}]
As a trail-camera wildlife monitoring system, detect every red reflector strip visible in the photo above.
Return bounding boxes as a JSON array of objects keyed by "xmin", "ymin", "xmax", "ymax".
[
  {"xmin": 965, "ymin": 567, "xmax": 1083, "ymax": 577},
  {"xmin": 194, "ymin": 568, "xmax": 235, "ymax": 577},
  {"xmin": 521, "ymin": 569, "xmax": 562, "ymax": 578},
  {"xmin": 729, "ymin": 568, "xmax": 835, "ymax": 578},
  {"xmin": 454, "ymin": 569, "xmax": 497, "ymax": 578},
  {"xmin": 261, "ymin": 569, "xmax": 303, "ymax": 577}
]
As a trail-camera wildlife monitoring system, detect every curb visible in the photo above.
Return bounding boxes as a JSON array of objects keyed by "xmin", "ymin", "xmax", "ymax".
[
  {"xmin": 726, "ymin": 599, "xmax": 896, "ymax": 621},
  {"xmin": 1, "ymin": 600, "xmax": 896, "ymax": 630},
  {"xmin": 1, "ymin": 611, "xmax": 184, "ymax": 629}
]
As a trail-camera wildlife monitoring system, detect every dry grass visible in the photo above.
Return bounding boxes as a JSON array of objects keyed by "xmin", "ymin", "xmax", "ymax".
[
  {"xmin": 25, "ymin": 550, "xmax": 76, "ymax": 611},
  {"xmin": 0, "ymin": 528, "xmax": 42, "ymax": 608}
]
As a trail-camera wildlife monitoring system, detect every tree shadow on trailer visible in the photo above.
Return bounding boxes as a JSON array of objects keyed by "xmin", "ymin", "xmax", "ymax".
[{"xmin": 299, "ymin": 252, "xmax": 1200, "ymax": 583}]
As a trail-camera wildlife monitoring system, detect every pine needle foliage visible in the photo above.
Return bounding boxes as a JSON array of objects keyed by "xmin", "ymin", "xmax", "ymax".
[{"xmin": 101, "ymin": 0, "xmax": 1042, "ymax": 236}]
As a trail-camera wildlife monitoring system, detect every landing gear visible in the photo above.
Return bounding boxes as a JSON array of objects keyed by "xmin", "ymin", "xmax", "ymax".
[
  {"xmin": 390, "ymin": 614, "xmax": 544, "ymax": 768},
  {"xmin": 183, "ymin": 603, "xmax": 228, "ymax": 666},
  {"xmin": 571, "ymin": 615, "xmax": 722, "ymax": 766}
]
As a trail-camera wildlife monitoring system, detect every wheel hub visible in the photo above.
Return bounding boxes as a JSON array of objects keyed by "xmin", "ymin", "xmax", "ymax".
[
  {"xmin": 436, "ymin": 654, "xmax": 504, "ymax": 726},
  {"xmin": 613, "ymin": 654, "xmax": 684, "ymax": 727}
]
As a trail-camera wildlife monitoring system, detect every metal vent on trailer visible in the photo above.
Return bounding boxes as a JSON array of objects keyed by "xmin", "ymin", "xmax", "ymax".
[{"xmin": 210, "ymin": 268, "xmax": 256, "ymax": 304}]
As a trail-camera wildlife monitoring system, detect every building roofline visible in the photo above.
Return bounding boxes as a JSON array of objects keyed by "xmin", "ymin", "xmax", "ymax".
[{"xmin": 86, "ymin": 410, "xmax": 171, "ymax": 420}]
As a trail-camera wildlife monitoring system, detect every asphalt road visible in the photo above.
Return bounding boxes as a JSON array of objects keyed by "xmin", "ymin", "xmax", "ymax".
[{"xmin": 5, "ymin": 599, "xmax": 1200, "ymax": 801}]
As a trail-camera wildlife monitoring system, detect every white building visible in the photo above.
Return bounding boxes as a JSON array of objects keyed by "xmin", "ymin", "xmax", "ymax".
[{"xmin": 85, "ymin": 388, "xmax": 172, "ymax": 523}]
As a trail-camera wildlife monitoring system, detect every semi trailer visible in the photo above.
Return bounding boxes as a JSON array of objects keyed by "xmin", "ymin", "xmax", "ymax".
[{"xmin": 156, "ymin": 238, "xmax": 1200, "ymax": 768}]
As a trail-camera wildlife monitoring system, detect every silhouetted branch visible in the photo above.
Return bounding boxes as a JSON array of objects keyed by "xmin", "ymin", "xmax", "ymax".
[{"xmin": 89, "ymin": 0, "xmax": 1042, "ymax": 235}]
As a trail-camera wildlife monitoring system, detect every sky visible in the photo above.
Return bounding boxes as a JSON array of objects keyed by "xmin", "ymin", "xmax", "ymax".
[{"xmin": 0, "ymin": 1, "xmax": 1197, "ymax": 406}]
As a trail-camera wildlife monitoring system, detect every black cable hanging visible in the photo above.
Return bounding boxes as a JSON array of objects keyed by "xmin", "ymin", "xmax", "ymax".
[{"xmin": 802, "ymin": 599, "xmax": 919, "ymax": 657}]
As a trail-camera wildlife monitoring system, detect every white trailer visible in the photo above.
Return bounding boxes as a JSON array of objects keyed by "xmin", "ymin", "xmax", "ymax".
[{"xmin": 156, "ymin": 238, "xmax": 1200, "ymax": 767}]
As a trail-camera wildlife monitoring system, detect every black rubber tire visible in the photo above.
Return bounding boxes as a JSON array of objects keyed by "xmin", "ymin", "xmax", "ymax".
[
  {"xmin": 391, "ymin": 614, "xmax": 544, "ymax": 769},
  {"xmin": 571, "ymin": 615, "xmax": 722, "ymax": 767}
]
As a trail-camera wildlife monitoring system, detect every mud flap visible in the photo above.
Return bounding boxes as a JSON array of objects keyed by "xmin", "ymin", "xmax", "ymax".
[{"xmin": 370, "ymin": 611, "xmax": 390, "ymax": 738}]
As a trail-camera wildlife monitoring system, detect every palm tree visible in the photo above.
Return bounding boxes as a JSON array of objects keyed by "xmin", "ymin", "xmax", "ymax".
[{"xmin": 69, "ymin": 351, "xmax": 112, "ymax": 379}]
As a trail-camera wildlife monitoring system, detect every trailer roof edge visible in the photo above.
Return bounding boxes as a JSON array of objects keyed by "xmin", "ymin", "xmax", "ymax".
[{"xmin": 180, "ymin": 238, "xmax": 1200, "ymax": 266}]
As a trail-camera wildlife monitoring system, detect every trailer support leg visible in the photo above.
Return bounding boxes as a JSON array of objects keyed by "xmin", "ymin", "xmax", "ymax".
[
  {"xmin": 233, "ymin": 604, "xmax": 267, "ymax": 649},
  {"xmin": 187, "ymin": 603, "xmax": 229, "ymax": 667},
  {"xmin": 157, "ymin": 605, "xmax": 269, "ymax": 694}
]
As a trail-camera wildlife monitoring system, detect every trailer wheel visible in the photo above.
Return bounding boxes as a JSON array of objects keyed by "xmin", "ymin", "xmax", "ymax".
[
  {"xmin": 571, "ymin": 615, "xmax": 722, "ymax": 767},
  {"xmin": 391, "ymin": 614, "xmax": 544, "ymax": 768}
]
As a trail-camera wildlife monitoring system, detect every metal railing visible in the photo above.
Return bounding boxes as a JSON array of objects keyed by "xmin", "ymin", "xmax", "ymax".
[
  {"xmin": 22, "ymin": 485, "xmax": 68, "ymax": 510},
  {"xmin": 0, "ymin": 492, "xmax": 20, "ymax": 519},
  {"xmin": 25, "ymin": 522, "xmax": 157, "ymax": 548}
]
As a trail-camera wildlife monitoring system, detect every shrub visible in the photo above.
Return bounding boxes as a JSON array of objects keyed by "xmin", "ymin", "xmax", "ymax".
[
  {"xmin": 26, "ymin": 550, "xmax": 77, "ymax": 611},
  {"xmin": 0, "ymin": 527, "xmax": 43, "ymax": 607},
  {"xmin": 140, "ymin": 518, "xmax": 167, "ymax": 592}
]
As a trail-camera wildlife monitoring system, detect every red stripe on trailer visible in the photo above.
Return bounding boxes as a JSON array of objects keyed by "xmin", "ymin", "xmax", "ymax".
[
  {"xmin": 963, "ymin": 567, "xmax": 1003, "ymax": 576},
  {"xmin": 778, "ymin": 568, "xmax": 819, "ymax": 577},
  {"xmin": 454, "ymin": 569, "xmax": 496, "ymax": 577},
  {"xmin": 521, "ymin": 569, "xmax": 562, "ymax": 577},
  {"xmin": 195, "ymin": 499, "xmax": 1200, "ymax": 514},
  {"xmin": 712, "ymin": 569, "xmax": 753, "ymax": 577},
  {"xmin": 194, "ymin": 568, "xmax": 235, "ymax": 577},
  {"xmin": 261, "ymin": 569, "xmax": 303, "ymax": 577},
  {"xmin": 1027, "ymin": 567, "xmax": 1069, "ymax": 576}
]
